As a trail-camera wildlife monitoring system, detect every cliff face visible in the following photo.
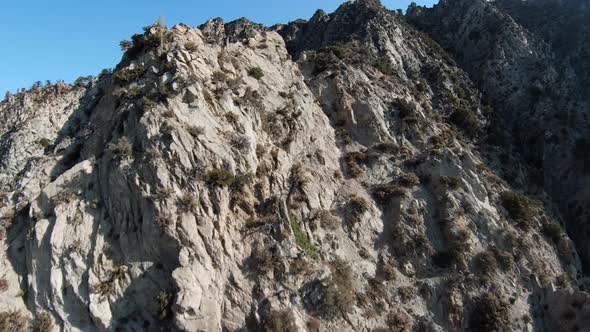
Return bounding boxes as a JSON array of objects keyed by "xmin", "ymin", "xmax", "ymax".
[
  {"xmin": 0, "ymin": 1, "xmax": 588, "ymax": 331},
  {"xmin": 407, "ymin": 0, "xmax": 590, "ymax": 274}
]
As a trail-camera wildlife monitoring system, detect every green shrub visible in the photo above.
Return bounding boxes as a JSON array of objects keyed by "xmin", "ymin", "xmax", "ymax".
[
  {"xmin": 393, "ymin": 98, "xmax": 416, "ymax": 119},
  {"xmin": 291, "ymin": 219, "xmax": 319, "ymax": 259},
  {"xmin": 492, "ymin": 248, "xmax": 514, "ymax": 272},
  {"xmin": 113, "ymin": 65, "xmax": 145, "ymax": 84},
  {"xmin": 125, "ymin": 85, "xmax": 141, "ymax": 99},
  {"xmin": 416, "ymin": 80, "xmax": 429, "ymax": 93},
  {"xmin": 449, "ymin": 107, "xmax": 479, "ymax": 136},
  {"xmin": 542, "ymin": 223, "xmax": 563, "ymax": 243},
  {"xmin": 119, "ymin": 39, "xmax": 132, "ymax": 51},
  {"xmin": 373, "ymin": 57, "xmax": 393, "ymax": 75},
  {"xmin": 248, "ymin": 67, "xmax": 264, "ymax": 80},
  {"xmin": 36, "ymin": 138, "xmax": 51, "ymax": 149},
  {"xmin": 500, "ymin": 191, "xmax": 533, "ymax": 224}
]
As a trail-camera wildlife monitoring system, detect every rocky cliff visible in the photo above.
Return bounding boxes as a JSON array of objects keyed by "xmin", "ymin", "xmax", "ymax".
[{"xmin": 0, "ymin": 0, "xmax": 589, "ymax": 331}]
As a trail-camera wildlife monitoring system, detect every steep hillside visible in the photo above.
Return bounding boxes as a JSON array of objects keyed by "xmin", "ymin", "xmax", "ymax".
[
  {"xmin": 0, "ymin": 1, "xmax": 588, "ymax": 331},
  {"xmin": 407, "ymin": 0, "xmax": 590, "ymax": 275}
]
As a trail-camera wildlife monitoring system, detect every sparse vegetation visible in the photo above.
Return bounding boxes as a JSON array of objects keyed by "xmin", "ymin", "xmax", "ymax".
[
  {"xmin": 542, "ymin": 223, "xmax": 563, "ymax": 243},
  {"xmin": 157, "ymin": 291, "xmax": 174, "ymax": 320},
  {"xmin": 35, "ymin": 138, "xmax": 51, "ymax": 149},
  {"xmin": 230, "ymin": 134, "xmax": 251, "ymax": 152},
  {"xmin": 344, "ymin": 151, "xmax": 368, "ymax": 178},
  {"xmin": 0, "ymin": 310, "xmax": 28, "ymax": 332},
  {"xmin": 31, "ymin": 312, "xmax": 52, "ymax": 332},
  {"xmin": 372, "ymin": 183, "xmax": 407, "ymax": 205},
  {"xmin": 291, "ymin": 219, "xmax": 319, "ymax": 259},
  {"xmin": 206, "ymin": 169, "xmax": 236, "ymax": 187},
  {"xmin": 399, "ymin": 173, "xmax": 419, "ymax": 187},
  {"xmin": 248, "ymin": 67, "xmax": 264, "ymax": 80},
  {"xmin": 250, "ymin": 243, "xmax": 277, "ymax": 273},
  {"xmin": 440, "ymin": 176, "xmax": 461, "ymax": 190},
  {"xmin": 108, "ymin": 137, "xmax": 133, "ymax": 158},
  {"xmin": 469, "ymin": 293, "xmax": 511, "ymax": 332},
  {"xmin": 178, "ymin": 193, "xmax": 198, "ymax": 213},
  {"xmin": 393, "ymin": 98, "xmax": 416, "ymax": 119},
  {"xmin": 321, "ymin": 258, "xmax": 354, "ymax": 319},
  {"xmin": 449, "ymin": 107, "xmax": 479, "ymax": 136},
  {"xmin": 186, "ymin": 125, "xmax": 205, "ymax": 137},
  {"xmin": 119, "ymin": 39, "xmax": 132, "ymax": 51},
  {"xmin": 244, "ymin": 215, "xmax": 278, "ymax": 231},
  {"xmin": 113, "ymin": 65, "xmax": 145, "ymax": 84},
  {"xmin": 348, "ymin": 195, "xmax": 369, "ymax": 224},
  {"xmin": 384, "ymin": 309, "xmax": 413, "ymax": 332},
  {"xmin": 500, "ymin": 191, "xmax": 534, "ymax": 225},
  {"xmin": 0, "ymin": 277, "xmax": 8, "ymax": 293},
  {"xmin": 373, "ymin": 57, "xmax": 393, "ymax": 75},
  {"xmin": 261, "ymin": 310, "xmax": 298, "ymax": 332},
  {"xmin": 475, "ymin": 250, "xmax": 498, "ymax": 276},
  {"xmin": 184, "ymin": 41, "xmax": 197, "ymax": 51},
  {"xmin": 315, "ymin": 210, "xmax": 340, "ymax": 230}
]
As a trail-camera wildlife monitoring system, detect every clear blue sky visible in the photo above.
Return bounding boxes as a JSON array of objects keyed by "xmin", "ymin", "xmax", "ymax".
[{"xmin": 0, "ymin": 0, "xmax": 437, "ymax": 95}]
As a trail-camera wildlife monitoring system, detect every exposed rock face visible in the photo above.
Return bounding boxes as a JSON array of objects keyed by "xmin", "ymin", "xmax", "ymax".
[
  {"xmin": 407, "ymin": 0, "xmax": 590, "ymax": 273},
  {"xmin": 0, "ymin": 0, "xmax": 588, "ymax": 331}
]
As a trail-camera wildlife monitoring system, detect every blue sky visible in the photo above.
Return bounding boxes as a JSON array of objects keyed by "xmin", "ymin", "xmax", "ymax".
[{"xmin": 0, "ymin": 0, "xmax": 437, "ymax": 95}]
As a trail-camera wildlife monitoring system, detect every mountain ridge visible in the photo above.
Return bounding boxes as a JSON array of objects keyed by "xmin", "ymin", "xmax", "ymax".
[{"xmin": 0, "ymin": 0, "xmax": 589, "ymax": 331}]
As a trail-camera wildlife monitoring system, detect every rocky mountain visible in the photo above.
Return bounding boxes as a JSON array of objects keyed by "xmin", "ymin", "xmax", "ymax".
[{"xmin": 0, "ymin": 0, "xmax": 588, "ymax": 331}]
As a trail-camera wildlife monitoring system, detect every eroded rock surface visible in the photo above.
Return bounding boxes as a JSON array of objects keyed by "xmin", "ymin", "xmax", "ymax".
[{"xmin": 1, "ymin": 0, "xmax": 588, "ymax": 331}]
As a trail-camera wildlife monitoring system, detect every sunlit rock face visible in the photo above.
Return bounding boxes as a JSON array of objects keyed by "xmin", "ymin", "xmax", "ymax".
[{"xmin": 0, "ymin": 1, "xmax": 588, "ymax": 331}]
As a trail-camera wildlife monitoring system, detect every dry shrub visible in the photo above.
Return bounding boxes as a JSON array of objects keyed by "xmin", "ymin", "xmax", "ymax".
[
  {"xmin": 372, "ymin": 183, "xmax": 407, "ymax": 205},
  {"xmin": 321, "ymin": 258, "xmax": 354, "ymax": 319},
  {"xmin": 261, "ymin": 310, "xmax": 297, "ymax": 332},
  {"xmin": 0, "ymin": 310, "xmax": 28, "ymax": 332},
  {"xmin": 315, "ymin": 210, "xmax": 340, "ymax": 230},
  {"xmin": 348, "ymin": 195, "xmax": 369, "ymax": 224},
  {"xmin": 177, "ymin": 193, "xmax": 198, "ymax": 213},
  {"xmin": 307, "ymin": 317, "xmax": 321, "ymax": 332},
  {"xmin": 469, "ymin": 293, "xmax": 511, "ymax": 332},
  {"xmin": 31, "ymin": 312, "xmax": 52, "ymax": 332},
  {"xmin": 385, "ymin": 308, "xmax": 413, "ymax": 332}
]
